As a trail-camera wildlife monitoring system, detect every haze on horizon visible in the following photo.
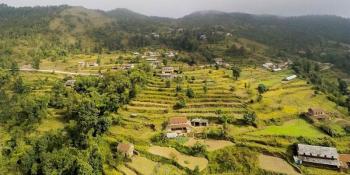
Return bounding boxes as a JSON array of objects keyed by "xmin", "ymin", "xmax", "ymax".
[{"xmin": 1, "ymin": 0, "xmax": 350, "ymax": 18}]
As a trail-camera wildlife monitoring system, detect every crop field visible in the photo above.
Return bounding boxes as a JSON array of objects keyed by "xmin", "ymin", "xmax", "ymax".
[
  {"xmin": 119, "ymin": 68, "xmax": 248, "ymax": 121},
  {"xmin": 249, "ymin": 119, "xmax": 327, "ymax": 138},
  {"xmin": 148, "ymin": 146, "xmax": 208, "ymax": 171},
  {"xmin": 258, "ymin": 154, "xmax": 300, "ymax": 175}
]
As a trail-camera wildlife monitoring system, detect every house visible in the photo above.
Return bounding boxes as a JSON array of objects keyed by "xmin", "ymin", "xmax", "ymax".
[
  {"xmin": 306, "ymin": 108, "xmax": 329, "ymax": 121},
  {"xmin": 117, "ymin": 143, "xmax": 134, "ymax": 158},
  {"xmin": 162, "ymin": 67, "xmax": 175, "ymax": 74},
  {"xmin": 151, "ymin": 33, "xmax": 160, "ymax": 38},
  {"xmin": 191, "ymin": 118, "xmax": 209, "ymax": 127},
  {"xmin": 65, "ymin": 80, "xmax": 76, "ymax": 87},
  {"xmin": 146, "ymin": 57, "xmax": 161, "ymax": 67},
  {"xmin": 284, "ymin": 75, "xmax": 297, "ymax": 81},
  {"xmin": 200, "ymin": 34, "xmax": 207, "ymax": 40},
  {"xmin": 294, "ymin": 144, "xmax": 340, "ymax": 168},
  {"xmin": 214, "ymin": 58, "xmax": 224, "ymax": 65},
  {"xmin": 160, "ymin": 67, "xmax": 178, "ymax": 79},
  {"xmin": 166, "ymin": 51, "xmax": 176, "ymax": 58},
  {"xmin": 166, "ymin": 117, "xmax": 192, "ymax": 134},
  {"xmin": 262, "ymin": 62, "xmax": 274, "ymax": 69}
]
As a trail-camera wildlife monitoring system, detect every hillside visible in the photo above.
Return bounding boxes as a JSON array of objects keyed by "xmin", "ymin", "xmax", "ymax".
[{"xmin": 0, "ymin": 4, "xmax": 350, "ymax": 74}]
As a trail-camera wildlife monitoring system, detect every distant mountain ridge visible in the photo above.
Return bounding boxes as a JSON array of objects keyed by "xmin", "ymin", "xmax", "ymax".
[{"xmin": 0, "ymin": 4, "xmax": 350, "ymax": 74}]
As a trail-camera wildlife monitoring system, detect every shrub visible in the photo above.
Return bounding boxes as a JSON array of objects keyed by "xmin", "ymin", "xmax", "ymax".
[
  {"xmin": 258, "ymin": 84, "xmax": 267, "ymax": 94},
  {"xmin": 243, "ymin": 112, "xmax": 257, "ymax": 126},
  {"xmin": 321, "ymin": 124, "xmax": 346, "ymax": 137},
  {"xmin": 186, "ymin": 88, "xmax": 195, "ymax": 98},
  {"xmin": 208, "ymin": 147, "xmax": 258, "ymax": 174},
  {"xmin": 165, "ymin": 80, "xmax": 171, "ymax": 88}
]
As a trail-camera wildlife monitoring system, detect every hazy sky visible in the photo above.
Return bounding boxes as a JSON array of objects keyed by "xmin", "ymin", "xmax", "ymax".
[{"xmin": 1, "ymin": 0, "xmax": 350, "ymax": 18}]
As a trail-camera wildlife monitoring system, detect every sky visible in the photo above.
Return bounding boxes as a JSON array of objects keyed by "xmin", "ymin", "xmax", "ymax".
[{"xmin": 1, "ymin": 0, "xmax": 350, "ymax": 18}]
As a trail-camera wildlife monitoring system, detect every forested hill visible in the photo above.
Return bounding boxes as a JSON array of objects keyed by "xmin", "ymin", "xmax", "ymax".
[
  {"xmin": 181, "ymin": 11, "xmax": 350, "ymax": 50},
  {"xmin": 0, "ymin": 4, "xmax": 350, "ymax": 73}
]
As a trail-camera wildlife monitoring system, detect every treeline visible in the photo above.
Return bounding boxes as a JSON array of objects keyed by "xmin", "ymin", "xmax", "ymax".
[{"xmin": 0, "ymin": 65, "xmax": 151, "ymax": 174}]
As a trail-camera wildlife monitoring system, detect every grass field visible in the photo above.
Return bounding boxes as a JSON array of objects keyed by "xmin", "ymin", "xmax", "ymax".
[
  {"xmin": 258, "ymin": 154, "xmax": 300, "ymax": 175},
  {"xmin": 148, "ymin": 146, "xmax": 208, "ymax": 171},
  {"xmin": 249, "ymin": 119, "xmax": 326, "ymax": 138}
]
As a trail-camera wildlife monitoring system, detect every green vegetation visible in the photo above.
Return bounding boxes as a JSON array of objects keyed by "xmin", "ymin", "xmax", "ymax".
[
  {"xmin": 250, "ymin": 119, "xmax": 327, "ymax": 138},
  {"xmin": 0, "ymin": 3, "xmax": 350, "ymax": 175}
]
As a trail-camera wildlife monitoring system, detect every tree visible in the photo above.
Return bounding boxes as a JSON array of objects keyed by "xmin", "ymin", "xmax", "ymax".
[
  {"xmin": 338, "ymin": 78, "xmax": 348, "ymax": 95},
  {"xmin": 243, "ymin": 112, "xmax": 257, "ymax": 126},
  {"xmin": 165, "ymin": 80, "xmax": 171, "ymax": 88},
  {"xmin": 175, "ymin": 84, "xmax": 182, "ymax": 93},
  {"xmin": 203, "ymin": 84, "xmax": 208, "ymax": 94},
  {"xmin": 32, "ymin": 57, "xmax": 40, "ymax": 70},
  {"xmin": 162, "ymin": 59, "xmax": 168, "ymax": 66},
  {"xmin": 231, "ymin": 66, "xmax": 241, "ymax": 80},
  {"xmin": 96, "ymin": 56, "xmax": 101, "ymax": 65},
  {"xmin": 346, "ymin": 96, "xmax": 350, "ymax": 114},
  {"xmin": 186, "ymin": 87, "xmax": 195, "ymax": 98},
  {"xmin": 10, "ymin": 61, "xmax": 19, "ymax": 75},
  {"xmin": 13, "ymin": 77, "xmax": 27, "ymax": 94},
  {"xmin": 257, "ymin": 84, "xmax": 267, "ymax": 94}
]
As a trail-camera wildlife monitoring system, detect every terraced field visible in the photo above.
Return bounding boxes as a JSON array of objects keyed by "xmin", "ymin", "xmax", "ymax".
[{"xmin": 119, "ymin": 68, "xmax": 248, "ymax": 122}]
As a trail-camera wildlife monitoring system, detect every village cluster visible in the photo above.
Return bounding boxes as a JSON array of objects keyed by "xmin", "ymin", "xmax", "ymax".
[{"xmin": 60, "ymin": 52, "xmax": 350, "ymax": 173}]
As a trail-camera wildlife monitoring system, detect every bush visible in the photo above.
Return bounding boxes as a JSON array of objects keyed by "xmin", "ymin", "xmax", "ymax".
[
  {"xmin": 165, "ymin": 80, "xmax": 171, "ymax": 88},
  {"xmin": 208, "ymin": 147, "xmax": 258, "ymax": 174},
  {"xmin": 321, "ymin": 124, "xmax": 346, "ymax": 137},
  {"xmin": 186, "ymin": 88, "xmax": 195, "ymax": 98}
]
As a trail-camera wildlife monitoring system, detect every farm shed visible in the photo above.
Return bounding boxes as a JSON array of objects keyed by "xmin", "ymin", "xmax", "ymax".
[
  {"xmin": 191, "ymin": 118, "xmax": 209, "ymax": 127},
  {"xmin": 294, "ymin": 144, "xmax": 340, "ymax": 168}
]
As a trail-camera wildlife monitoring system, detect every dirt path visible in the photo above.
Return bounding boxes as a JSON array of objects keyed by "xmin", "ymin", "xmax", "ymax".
[{"xmin": 19, "ymin": 68, "xmax": 100, "ymax": 76}]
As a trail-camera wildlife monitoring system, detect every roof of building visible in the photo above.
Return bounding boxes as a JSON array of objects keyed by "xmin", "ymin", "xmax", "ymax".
[
  {"xmin": 308, "ymin": 108, "xmax": 325, "ymax": 113},
  {"xmin": 169, "ymin": 117, "xmax": 189, "ymax": 125},
  {"xmin": 117, "ymin": 143, "xmax": 134, "ymax": 153},
  {"xmin": 168, "ymin": 123, "xmax": 191, "ymax": 129},
  {"xmin": 162, "ymin": 66, "xmax": 174, "ymax": 70},
  {"xmin": 297, "ymin": 144, "xmax": 339, "ymax": 159},
  {"xmin": 298, "ymin": 156, "xmax": 340, "ymax": 167},
  {"xmin": 191, "ymin": 118, "xmax": 209, "ymax": 123}
]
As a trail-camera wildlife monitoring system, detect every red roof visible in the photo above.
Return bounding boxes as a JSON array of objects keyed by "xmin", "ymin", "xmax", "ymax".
[
  {"xmin": 168, "ymin": 123, "xmax": 191, "ymax": 129},
  {"xmin": 169, "ymin": 117, "xmax": 188, "ymax": 125}
]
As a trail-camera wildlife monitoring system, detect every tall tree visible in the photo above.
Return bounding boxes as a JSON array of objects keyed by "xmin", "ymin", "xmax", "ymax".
[{"xmin": 231, "ymin": 66, "xmax": 241, "ymax": 80}]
